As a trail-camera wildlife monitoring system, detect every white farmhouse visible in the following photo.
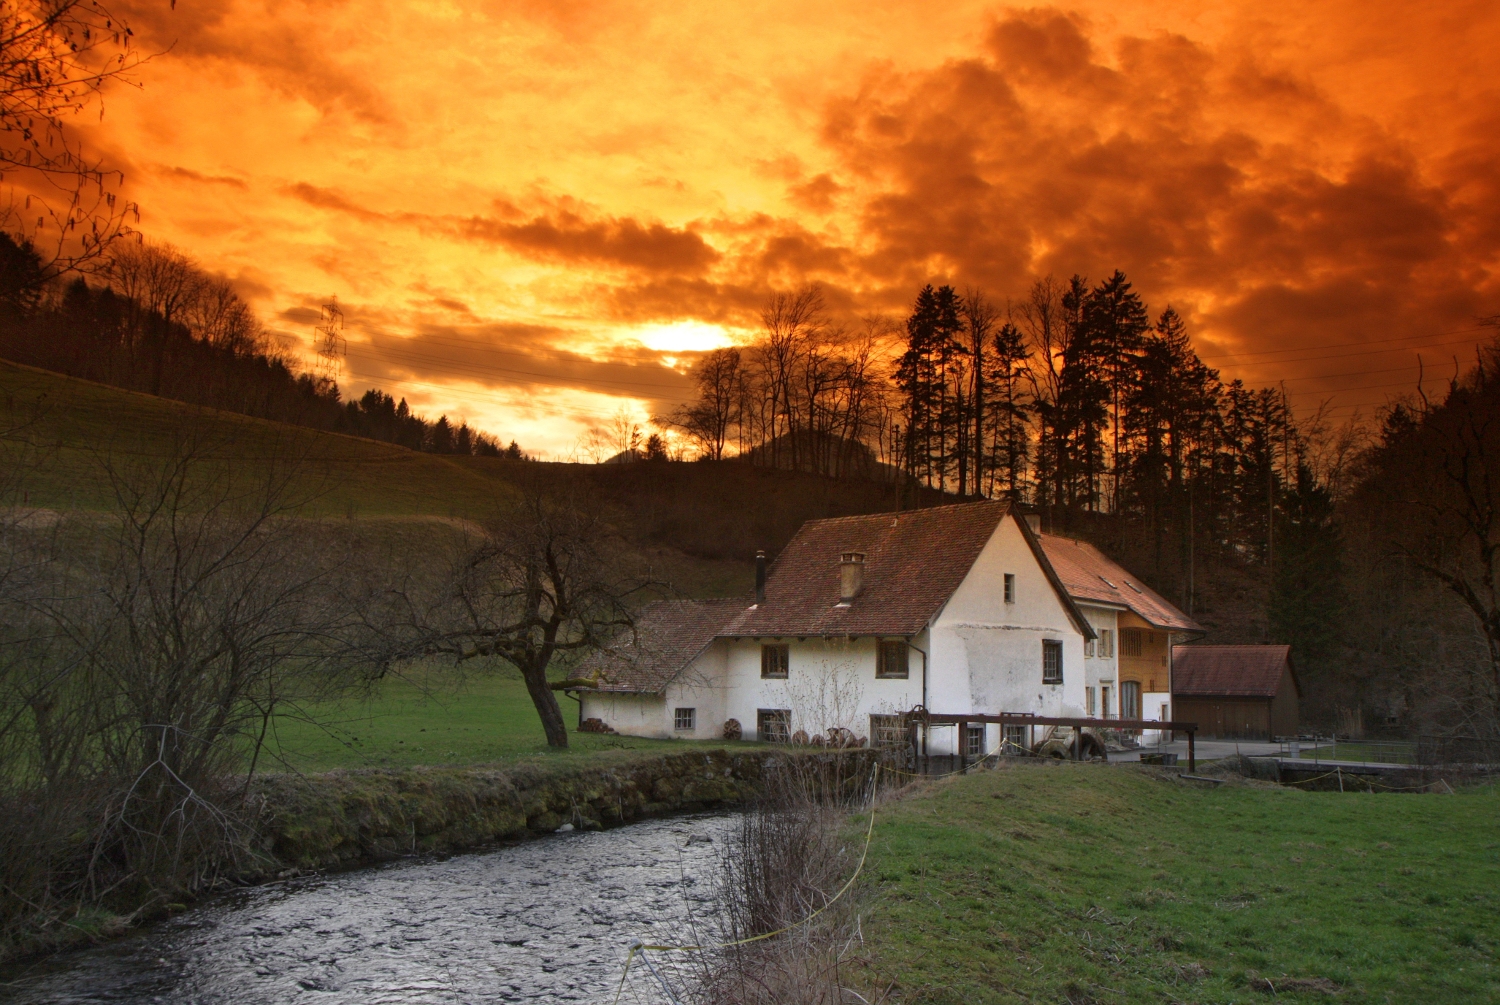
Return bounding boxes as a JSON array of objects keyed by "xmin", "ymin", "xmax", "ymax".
[{"xmin": 574, "ymin": 500, "xmax": 1198, "ymax": 753}]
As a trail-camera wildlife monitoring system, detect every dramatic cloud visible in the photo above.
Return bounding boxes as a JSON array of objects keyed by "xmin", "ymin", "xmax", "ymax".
[
  {"xmin": 813, "ymin": 8, "xmax": 1500, "ymax": 415},
  {"xmin": 67, "ymin": 1, "xmax": 1500, "ymax": 449}
]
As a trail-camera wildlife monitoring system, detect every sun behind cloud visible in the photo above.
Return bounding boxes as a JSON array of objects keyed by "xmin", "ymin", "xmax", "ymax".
[
  {"xmin": 630, "ymin": 321, "xmax": 738, "ymax": 354},
  {"xmin": 83, "ymin": 0, "xmax": 1500, "ymax": 442}
]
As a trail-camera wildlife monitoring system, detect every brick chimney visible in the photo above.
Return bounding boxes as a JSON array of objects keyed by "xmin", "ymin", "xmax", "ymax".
[{"xmin": 839, "ymin": 551, "xmax": 866, "ymax": 604}]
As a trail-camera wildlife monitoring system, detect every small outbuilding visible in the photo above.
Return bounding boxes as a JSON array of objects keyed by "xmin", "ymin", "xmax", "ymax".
[{"xmin": 1170, "ymin": 644, "xmax": 1299, "ymax": 740}]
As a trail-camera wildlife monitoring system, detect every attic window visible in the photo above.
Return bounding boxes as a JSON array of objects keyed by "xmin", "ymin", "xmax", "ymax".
[
  {"xmin": 1124, "ymin": 580, "xmax": 1144, "ymax": 594},
  {"xmin": 1098, "ymin": 575, "xmax": 1116, "ymax": 588},
  {"xmin": 1003, "ymin": 573, "xmax": 1015, "ymax": 603}
]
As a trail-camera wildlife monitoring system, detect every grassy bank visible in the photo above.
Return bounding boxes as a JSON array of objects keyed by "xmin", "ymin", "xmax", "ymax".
[
  {"xmin": 257, "ymin": 668, "xmax": 747, "ymax": 772},
  {"xmin": 858, "ymin": 763, "xmax": 1498, "ymax": 1004}
]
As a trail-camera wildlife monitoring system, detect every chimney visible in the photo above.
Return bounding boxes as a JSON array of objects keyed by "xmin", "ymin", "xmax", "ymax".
[
  {"xmin": 838, "ymin": 551, "xmax": 866, "ymax": 604},
  {"xmin": 754, "ymin": 550, "xmax": 767, "ymax": 605},
  {"xmin": 1024, "ymin": 513, "xmax": 1042, "ymax": 534}
]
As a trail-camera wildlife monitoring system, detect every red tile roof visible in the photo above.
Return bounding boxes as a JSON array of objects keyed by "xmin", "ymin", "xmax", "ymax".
[
  {"xmin": 716, "ymin": 500, "xmax": 1093, "ymax": 639},
  {"xmin": 1171, "ymin": 645, "xmax": 1294, "ymax": 697},
  {"xmin": 1038, "ymin": 534, "xmax": 1202, "ymax": 633},
  {"xmin": 573, "ymin": 598, "xmax": 743, "ymax": 694}
]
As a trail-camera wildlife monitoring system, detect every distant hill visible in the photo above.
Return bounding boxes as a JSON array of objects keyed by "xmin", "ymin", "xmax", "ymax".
[
  {"xmin": 0, "ymin": 359, "xmax": 952, "ymax": 599},
  {"xmin": 2, "ymin": 358, "xmax": 1265, "ymax": 635}
]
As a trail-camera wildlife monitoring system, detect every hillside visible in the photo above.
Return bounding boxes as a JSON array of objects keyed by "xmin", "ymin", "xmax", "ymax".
[
  {"xmin": 0, "ymin": 360, "xmax": 949, "ymax": 600},
  {"xmin": 0, "ymin": 358, "xmax": 1272, "ymax": 637}
]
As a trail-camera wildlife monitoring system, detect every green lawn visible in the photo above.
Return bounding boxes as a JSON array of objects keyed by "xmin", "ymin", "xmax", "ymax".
[
  {"xmin": 857, "ymin": 763, "xmax": 1498, "ymax": 1004},
  {"xmin": 255, "ymin": 667, "xmax": 745, "ymax": 772}
]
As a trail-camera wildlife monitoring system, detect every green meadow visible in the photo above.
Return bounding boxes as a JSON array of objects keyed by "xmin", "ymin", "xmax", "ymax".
[
  {"xmin": 856, "ymin": 763, "xmax": 1498, "ymax": 1004},
  {"xmin": 254, "ymin": 667, "xmax": 747, "ymax": 772}
]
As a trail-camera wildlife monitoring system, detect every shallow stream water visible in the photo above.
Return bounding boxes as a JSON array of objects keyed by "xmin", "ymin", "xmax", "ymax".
[{"xmin": 1, "ymin": 814, "xmax": 734, "ymax": 1005}]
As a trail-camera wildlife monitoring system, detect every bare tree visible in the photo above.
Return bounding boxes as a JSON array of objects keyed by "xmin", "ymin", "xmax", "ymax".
[
  {"xmin": 108, "ymin": 240, "xmax": 203, "ymax": 327},
  {"xmin": 378, "ymin": 488, "xmax": 651, "ymax": 747},
  {"xmin": 1018, "ymin": 276, "xmax": 1069, "ymax": 519},
  {"xmin": 0, "ymin": 431, "xmax": 374, "ymax": 944},
  {"xmin": 1356, "ymin": 342, "xmax": 1500, "ymax": 727},
  {"xmin": 667, "ymin": 347, "xmax": 742, "ymax": 460},
  {"xmin": 0, "ymin": 0, "xmax": 145, "ymax": 272}
]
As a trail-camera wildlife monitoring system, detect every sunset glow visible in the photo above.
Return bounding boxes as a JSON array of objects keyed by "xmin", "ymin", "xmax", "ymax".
[{"xmin": 84, "ymin": 0, "xmax": 1500, "ymax": 454}]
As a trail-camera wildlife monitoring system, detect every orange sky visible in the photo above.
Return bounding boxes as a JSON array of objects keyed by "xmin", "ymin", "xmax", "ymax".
[{"xmin": 79, "ymin": 1, "xmax": 1500, "ymax": 455}]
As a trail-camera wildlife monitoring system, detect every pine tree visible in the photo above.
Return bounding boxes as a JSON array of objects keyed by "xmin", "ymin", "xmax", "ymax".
[
  {"xmin": 1269, "ymin": 463, "xmax": 1346, "ymax": 682},
  {"xmin": 1084, "ymin": 270, "xmax": 1149, "ymax": 512},
  {"xmin": 986, "ymin": 320, "xmax": 1032, "ymax": 500},
  {"xmin": 1055, "ymin": 276, "xmax": 1110, "ymax": 513}
]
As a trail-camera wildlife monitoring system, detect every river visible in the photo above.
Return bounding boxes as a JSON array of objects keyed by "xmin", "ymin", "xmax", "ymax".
[{"xmin": 1, "ymin": 814, "xmax": 735, "ymax": 1005}]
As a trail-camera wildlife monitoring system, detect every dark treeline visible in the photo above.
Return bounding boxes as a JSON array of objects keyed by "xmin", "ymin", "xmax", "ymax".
[
  {"xmin": 0, "ymin": 234, "xmax": 524, "ymax": 458},
  {"xmin": 674, "ymin": 278, "xmax": 1499, "ymax": 738},
  {"xmin": 674, "ymin": 276, "xmax": 1307, "ymax": 615}
]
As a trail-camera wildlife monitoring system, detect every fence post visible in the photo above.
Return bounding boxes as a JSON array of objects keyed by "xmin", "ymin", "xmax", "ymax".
[{"xmin": 1188, "ymin": 730, "xmax": 1196, "ymax": 774}]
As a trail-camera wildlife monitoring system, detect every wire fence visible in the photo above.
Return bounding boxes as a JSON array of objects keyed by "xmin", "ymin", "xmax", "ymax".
[{"xmin": 1278, "ymin": 734, "xmax": 1498, "ymax": 767}]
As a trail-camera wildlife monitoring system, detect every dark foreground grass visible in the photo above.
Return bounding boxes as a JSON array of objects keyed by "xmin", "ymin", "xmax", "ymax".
[
  {"xmin": 257, "ymin": 668, "xmax": 747, "ymax": 772},
  {"xmin": 859, "ymin": 763, "xmax": 1498, "ymax": 1004}
]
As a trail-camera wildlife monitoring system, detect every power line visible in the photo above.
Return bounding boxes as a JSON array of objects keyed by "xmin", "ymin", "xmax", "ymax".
[
  {"xmin": 1209, "ymin": 334, "xmax": 1482, "ymax": 370},
  {"xmin": 1195, "ymin": 324, "xmax": 1489, "ymax": 362}
]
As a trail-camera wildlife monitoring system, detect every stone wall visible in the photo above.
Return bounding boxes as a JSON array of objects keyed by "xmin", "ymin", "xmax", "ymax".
[{"xmin": 247, "ymin": 747, "xmax": 878, "ymax": 875}]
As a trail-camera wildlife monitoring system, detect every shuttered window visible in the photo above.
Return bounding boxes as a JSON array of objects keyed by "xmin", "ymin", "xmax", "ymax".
[{"xmin": 1121, "ymin": 628, "xmax": 1143, "ymax": 657}]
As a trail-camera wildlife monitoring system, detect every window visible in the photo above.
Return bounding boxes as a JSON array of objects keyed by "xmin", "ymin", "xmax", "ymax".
[
  {"xmin": 1099, "ymin": 629, "xmax": 1114, "ymax": 658},
  {"xmin": 1086, "ymin": 686, "xmax": 1096, "ymax": 715},
  {"xmin": 674, "ymin": 707, "xmax": 696, "ymax": 731},
  {"xmin": 1085, "ymin": 638, "xmax": 1096, "ymax": 657},
  {"xmin": 966, "ymin": 724, "xmax": 986, "ymax": 757},
  {"xmin": 1120, "ymin": 628, "xmax": 1143, "ymax": 657},
  {"xmin": 1101, "ymin": 685, "xmax": 1112, "ymax": 718},
  {"xmin": 870, "ymin": 714, "xmax": 906, "ymax": 747},
  {"xmin": 1003, "ymin": 573, "xmax": 1015, "ymax": 603},
  {"xmin": 876, "ymin": 639, "xmax": 909, "ymax": 679},
  {"xmin": 760, "ymin": 643, "xmax": 790, "ymax": 679},
  {"xmin": 1042, "ymin": 639, "xmax": 1063, "ymax": 684},
  {"xmin": 1121, "ymin": 681, "xmax": 1141, "ymax": 720},
  {"xmin": 757, "ymin": 708, "xmax": 790, "ymax": 743},
  {"xmin": 1002, "ymin": 724, "xmax": 1028, "ymax": 754}
]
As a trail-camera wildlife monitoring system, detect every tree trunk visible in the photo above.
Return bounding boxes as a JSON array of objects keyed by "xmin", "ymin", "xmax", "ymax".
[{"xmin": 522, "ymin": 663, "xmax": 571, "ymax": 747}]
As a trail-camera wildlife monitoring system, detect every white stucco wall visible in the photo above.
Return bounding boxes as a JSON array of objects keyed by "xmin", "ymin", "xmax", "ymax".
[
  {"xmin": 579, "ymin": 691, "xmax": 669, "ymax": 737},
  {"xmin": 1140, "ymin": 691, "xmax": 1173, "ymax": 745},
  {"xmin": 578, "ymin": 644, "xmax": 729, "ymax": 739},
  {"xmin": 933, "ymin": 515, "xmax": 1088, "ymax": 726},
  {"xmin": 1080, "ymin": 604, "xmax": 1121, "ymax": 717},
  {"xmin": 662, "ymin": 643, "xmax": 729, "ymax": 740},
  {"xmin": 722, "ymin": 635, "xmax": 924, "ymax": 741}
]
